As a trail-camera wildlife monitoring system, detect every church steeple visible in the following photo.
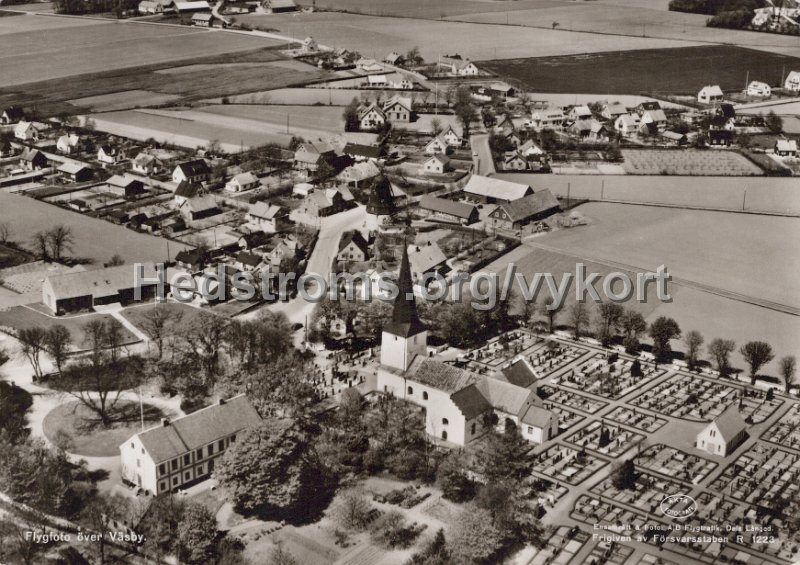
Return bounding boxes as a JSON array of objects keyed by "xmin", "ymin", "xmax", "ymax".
[{"xmin": 383, "ymin": 245, "xmax": 425, "ymax": 338}]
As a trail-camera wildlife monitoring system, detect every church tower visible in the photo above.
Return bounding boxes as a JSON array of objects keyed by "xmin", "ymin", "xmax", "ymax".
[{"xmin": 380, "ymin": 245, "xmax": 427, "ymax": 371}]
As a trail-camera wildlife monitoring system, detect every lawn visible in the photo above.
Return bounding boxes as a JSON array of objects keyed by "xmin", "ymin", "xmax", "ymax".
[
  {"xmin": 0, "ymin": 305, "xmax": 139, "ymax": 346},
  {"xmin": 42, "ymin": 400, "xmax": 171, "ymax": 456},
  {"xmin": 0, "ymin": 20, "xmax": 282, "ymax": 87},
  {"xmin": 302, "ymin": 0, "xmax": 566, "ymax": 18},
  {"xmin": 0, "ymin": 192, "xmax": 191, "ymax": 265},
  {"xmin": 480, "ymin": 46, "xmax": 800, "ymax": 95},
  {"xmin": 121, "ymin": 302, "xmax": 207, "ymax": 333}
]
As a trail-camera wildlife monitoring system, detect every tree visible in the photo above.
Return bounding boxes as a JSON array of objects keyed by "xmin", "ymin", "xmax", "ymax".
[
  {"xmin": 176, "ymin": 502, "xmax": 219, "ymax": 565},
  {"xmin": 451, "ymin": 86, "xmax": 477, "ymax": 137},
  {"xmin": 408, "ymin": 529, "xmax": 449, "ymax": 565},
  {"xmin": 740, "ymin": 341, "xmax": 774, "ymax": 385},
  {"xmin": 332, "ymin": 489, "xmax": 372, "ymax": 531},
  {"xmin": 215, "ymin": 418, "xmax": 332, "ymax": 521},
  {"xmin": 612, "ymin": 459, "xmax": 637, "ymax": 490},
  {"xmin": 540, "ymin": 297, "xmax": 564, "ymax": 334},
  {"xmin": 30, "ymin": 231, "xmax": 50, "ymax": 261},
  {"xmin": 17, "ymin": 327, "xmax": 48, "ymax": 380},
  {"xmin": 45, "ymin": 325, "xmax": 72, "ymax": 376},
  {"xmin": 343, "ymin": 97, "xmax": 361, "ymax": 132},
  {"xmin": 781, "ymin": 355, "xmax": 797, "ymax": 394},
  {"xmin": 0, "ymin": 381, "xmax": 33, "ymax": 444},
  {"xmin": 448, "ymin": 505, "xmax": 506, "ymax": 564},
  {"xmin": 596, "ymin": 303, "xmax": 624, "ymax": 347},
  {"xmin": 46, "ymin": 225, "xmax": 75, "ymax": 262},
  {"xmin": 708, "ymin": 338, "xmax": 736, "ymax": 377},
  {"xmin": 436, "ymin": 452, "xmax": 476, "ymax": 502},
  {"xmin": 405, "ymin": 46, "xmax": 423, "ymax": 66},
  {"xmin": 569, "ymin": 302, "xmax": 591, "ymax": 340},
  {"xmin": 107, "ymin": 253, "xmax": 125, "ymax": 267},
  {"xmin": 478, "ymin": 427, "xmax": 533, "ymax": 485},
  {"xmin": 139, "ymin": 306, "xmax": 183, "ymax": 360},
  {"xmin": 267, "ymin": 541, "xmax": 299, "ymax": 565},
  {"xmin": 683, "ymin": 330, "xmax": 704, "ymax": 371},
  {"xmin": 648, "ymin": 316, "xmax": 681, "ymax": 362},
  {"xmin": 620, "ymin": 309, "xmax": 647, "ymax": 353},
  {"xmin": 765, "ymin": 110, "xmax": 783, "ymax": 134},
  {"xmin": 430, "ymin": 117, "xmax": 442, "ymax": 136}
]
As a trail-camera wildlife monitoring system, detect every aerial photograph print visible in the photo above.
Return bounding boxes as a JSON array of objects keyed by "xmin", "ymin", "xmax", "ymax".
[{"xmin": 1, "ymin": 0, "xmax": 800, "ymax": 563}]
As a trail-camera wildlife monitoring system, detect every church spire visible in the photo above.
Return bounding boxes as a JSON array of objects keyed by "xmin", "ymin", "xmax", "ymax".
[{"xmin": 384, "ymin": 245, "xmax": 425, "ymax": 337}]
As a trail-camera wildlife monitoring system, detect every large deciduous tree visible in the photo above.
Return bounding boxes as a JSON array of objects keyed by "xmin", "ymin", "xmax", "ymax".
[
  {"xmin": 176, "ymin": 502, "xmax": 219, "ymax": 565},
  {"xmin": 648, "ymin": 316, "xmax": 681, "ymax": 363},
  {"xmin": 740, "ymin": 341, "xmax": 774, "ymax": 385},
  {"xmin": 620, "ymin": 308, "xmax": 647, "ymax": 353},
  {"xmin": 683, "ymin": 330, "xmax": 704, "ymax": 371},
  {"xmin": 45, "ymin": 324, "xmax": 72, "ymax": 377},
  {"xmin": 781, "ymin": 355, "xmax": 797, "ymax": 395},
  {"xmin": 568, "ymin": 302, "xmax": 591, "ymax": 340},
  {"xmin": 17, "ymin": 327, "xmax": 48, "ymax": 380},
  {"xmin": 708, "ymin": 338, "xmax": 736, "ymax": 377},
  {"xmin": 596, "ymin": 303, "xmax": 624, "ymax": 347}
]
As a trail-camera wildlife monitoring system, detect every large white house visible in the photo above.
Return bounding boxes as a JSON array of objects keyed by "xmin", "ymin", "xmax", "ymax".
[
  {"xmin": 375, "ymin": 248, "xmax": 557, "ymax": 446},
  {"xmin": 785, "ymin": 70, "xmax": 800, "ymax": 92},
  {"xmin": 119, "ymin": 395, "xmax": 261, "ymax": 495},
  {"xmin": 695, "ymin": 405, "xmax": 748, "ymax": 457},
  {"xmin": 746, "ymin": 81, "xmax": 771, "ymax": 97},
  {"xmin": 698, "ymin": 85, "xmax": 724, "ymax": 104}
]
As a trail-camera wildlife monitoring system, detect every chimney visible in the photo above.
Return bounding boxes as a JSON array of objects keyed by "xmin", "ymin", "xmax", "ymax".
[{"xmin": 161, "ymin": 418, "xmax": 170, "ymax": 427}]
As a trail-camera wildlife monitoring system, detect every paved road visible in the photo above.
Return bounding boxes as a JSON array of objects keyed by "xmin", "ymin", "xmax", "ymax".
[{"xmin": 470, "ymin": 133, "xmax": 495, "ymax": 177}]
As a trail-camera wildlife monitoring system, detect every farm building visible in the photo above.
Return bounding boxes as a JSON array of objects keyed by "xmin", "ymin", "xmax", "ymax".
[
  {"xmin": 106, "ymin": 175, "xmax": 145, "ymax": 198},
  {"xmin": 775, "ymin": 139, "xmax": 798, "ymax": 157},
  {"xmin": 488, "ymin": 189, "xmax": 560, "ymax": 231},
  {"xmin": 422, "ymin": 154, "xmax": 452, "ymax": 175},
  {"xmin": 43, "ymin": 262, "xmax": 159, "ymax": 315},
  {"xmin": 266, "ymin": 0, "xmax": 297, "ymax": 12},
  {"xmin": 225, "ymin": 172, "xmax": 260, "ymax": 193},
  {"xmin": 419, "ymin": 196, "xmax": 478, "ymax": 225},
  {"xmin": 20, "ymin": 148, "xmax": 48, "ymax": 171},
  {"xmin": 179, "ymin": 195, "xmax": 221, "ymax": 222},
  {"xmin": 173, "ymin": 159, "xmax": 211, "ymax": 184},
  {"xmin": 746, "ymin": 81, "xmax": 771, "ymax": 97},
  {"xmin": 173, "ymin": 0, "xmax": 210, "ymax": 11},
  {"xmin": 698, "ymin": 85, "xmax": 723, "ymax": 104},
  {"xmin": 337, "ymin": 231, "xmax": 370, "ymax": 263},
  {"xmin": 695, "ymin": 405, "xmax": 748, "ymax": 457},
  {"xmin": 463, "ymin": 175, "xmax": 533, "ymax": 204},
  {"xmin": 120, "ymin": 395, "xmax": 261, "ymax": 495},
  {"xmin": 1, "ymin": 106, "xmax": 24, "ymax": 124},
  {"xmin": 785, "ymin": 70, "xmax": 800, "ymax": 92},
  {"xmin": 58, "ymin": 162, "xmax": 94, "ymax": 182},
  {"xmin": 437, "ymin": 57, "xmax": 479, "ymax": 76},
  {"xmin": 191, "ymin": 12, "xmax": 216, "ymax": 26}
]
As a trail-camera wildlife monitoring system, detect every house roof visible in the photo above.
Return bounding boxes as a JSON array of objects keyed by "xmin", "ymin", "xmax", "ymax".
[
  {"xmin": 131, "ymin": 395, "xmax": 261, "ymax": 464},
  {"xmin": 269, "ymin": 0, "xmax": 296, "ymax": 7},
  {"xmin": 425, "ymin": 135, "xmax": 447, "ymax": 150},
  {"xmin": 58, "ymin": 162, "xmax": 91, "ymax": 175},
  {"xmin": 229, "ymin": 172, "xmax": 258, "ymax": 186},
  {"xmin": 419, "ymin": 195, "xmax": 476, "ymax": 219},
  {"xmin": 107, "ymin": 174, "xmax": 138, "ymax": 188},
  {"xmin": 3, "ymin": 106, "xmax": 24, "ymax": 121},
  {"xmin": 571, "ymin": 105, "xmax": 592, "ymax": 118},
  {"xmin": 710, "ymin": 405, "xmax": 747, "ymax": 444},
  {"xmin": 236, "ymin": 251, "xmax": 263, "ymax": 267},
  {"xmin": 45, "ymin": 262, "xmax": 157, "ymax": 301},
  {"xmin": 410, "ymin": 359, "xmax": 480, "ymax": 393},
  {"xmin": 408, "ymin": 242, "xmax": 447, "ymax": 275},
  {"xmin": 604, "ymin": 102, "xmax": 627, "ymax": 115},
  {"xmin": 182, "ymin": 194, "xmax": 218, "ymax": 213},
  {"xmin": 175, "ymin": 159, "xmax": 210, "ymax": 177},
  {"xmin": 638, "ymin": 101, "xmax": 661, "ymax": 111},
  {"xmin": 343, "ymin": 143, "xmax": 382, "ymax": 159},
  {"xmin": 175, "ymin": 248, "xmax": 205, "ymax": 265},
  {"xmin": 644, "ymin": 109, "xmax": 667, "ymax": 123},
  {"xmin": 662, "ymin": 131, "xmax": 687, "ymax": 141},
  {"xmin": 383, "ymin": 95, "xmax": 412, "ymax": 113},
  {"xmin": 492, "ymin": 189, "xmax": 559, "ymax": 222},
  {"xmin": 250, "ymin": 201, "xmax": 285, "ymax": 220},
  {"xmin": 338, "ymin": 230, "xmax": 369, "ymax": 255},
  {"xmin": 294, "ymin": 149, "xmax": 322, "ymax": 165},
  {"xmin": 191, "ymin": 11, "xmax": 213, "ymax": 20},
  {"xmin": 426, "ymin": 154, "xmax": 450, "ymax": 167},
  {"xmin": 463, "ymin": 175, "xmax": 533, "ymax": 202},
  {"xmin": 475, "ymin": 377, "xmax": 533, "ymax": 416},
  {"xmin": 239, "ymin": 231, "xmax": 271, "ymax": 249},
  {"xmin": 520, "ymin": 404, "xmax": 553, "ymax": 427},
  {"xmin": 450, "ymin": 384, "xmax": 492, "ymax": 419},
  {"xmin": 174, "ymin": 0, "xmax": 210, "ymax": 9},
  {"xmin": 300, "ymin": 139, "xmax": 335, "ymax": 155},
  {"xmin": 339, "ymin": 161, "xmax": 380, "ymax": 182},
  {"xmin": 21, "ymin": 148, "xmax": 45, "ymax": 163},
  {"xmin": 776, "ymin": 139, "xmax": 798, "ymax": 152},
  {"xmin": 700, "ymin": 85, "xmax": 723, "ymax": 97},
  {"xmin": 175, "ymin": 181, "xmax": 202, "ymax": 198},
  {"xmin": 616, "ymin": 114, "xmax": 641, "ymax": 128},
  {"xmin": 718, "ymin": 103, "xmax": 736, "ymax": 118},
  {"xmin": 500, "ymin": 358, "xmax": 538, "ymax": 388}
]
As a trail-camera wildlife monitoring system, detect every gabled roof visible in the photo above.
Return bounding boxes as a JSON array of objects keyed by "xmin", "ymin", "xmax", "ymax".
[
  {"xmin": 616, "ymin": 113, "xmax": 641, "ymax": 128},
  {"xmin": 229, "ymin": 172, "xmax": 258, "ymax": 186},
  {"xmin": 520, "ymin": 404, "xmax": 554, "ymax": 427},
  {"xmin": 175, "ymin": 181, "xmax": 202, "ymax": 198},
  {"xmin": 500, "ymin": 358, "xmax": 538, "ymax": 388},
  {"xmin": 175, "ymin": 248, "xmax": 205, "ymax": 265},
  {"xmin": 191, "ymin": 11, "xmax": 213, "ymax": 20},
  {"xmin": 644, "ymin": 109, "xmax": 667, "ymax": 122},
  {"xmin": 718, "ymin": 103, "xmax": 736, "ymax": 118},
  {"xmin": 419, "ymin": 195, "xmax": 476, "ymax": 219},
  {"xmin": 58, "ymin": 162, "xmax": 91, "ymax": 175},
  {"xmin": 174, "ymin": 0, "xmax": 210, "ymax": 10},
  {"xmin": 338, "ymin": 230, "xmax": 369, "ymax": 255},
  {"xmin": 21, "ymin": 148, "xmax": 45, "ymax": 163},
  {"xmin": 131, "ymin": 395, "xmax": 261, "ymax": 464},
  {"xmin": 426, "ymin": 154, "xmax": 450, "ymax": 167},
  {"xmin": 107, "ymin": 174, "xmax": 138, "ymax": 188},
  {"xmin": 2, "ymin": 106, "xmax": 24, "ymax": 121},
  {"xmin": 464, "ymin": 175, "xmax": 533, "ymax": 202},
  {"xmin": 603, "ymin": 102, "xmax": 627, "ymax": 116},
  {"xmin": 492, "ymin": 189, "xmax": 559, "ymax": 222},
  {"xmin": 236, "ymin": 251, "xmax": 264, "ymax": 267},
  {"xmin": 294, "ymin": 149, "xmax": 322, "ymax": 165},
  {"xmin": 250, "ymin": 201, "xmax": 286, "ymax": 220},
  {"xmin": 699, "ymin": 85, "xmax": 723, "ymax": 97},
  {"xmin": 709, "ymin": 405, "xmax": 747, "ymax": 443},
  {"xmin": 776, "ymin": 139, "xmax": 798, "ymax": 152},
  {"xmin": 382, "ymin": 95, "xmax": 412, "ymax": 113},
  {"xmin": 343, "ymin": 143, "xmax": 382, "ymax": 159},
  {"xmin": 175, "ymin": 159, "xmax": 210, "ymax": 176},
  {"xmin": 182, "ymin": 194, "xmax": 217, "ymax": 213},
  {"xmin": 475, "ymin": 377, "xmax": 533, "ymax": 416},
  {"xmin": 408, "ymin": 242, "xmax": 447, "ymax": 275},
  {"xmin": 450, "ymin": 384, "xmax": 492, "ymax": 419},
  {"xmin": 45, "ymin": 262, "xmax": 157, "ymax": 300},
  {"xmin": 410, "ymin": 359, "xmax": 480, "ymax": 393},
  {"xmin": 638, "ymin": 101, "xmax": 661, "ymax": 111}
]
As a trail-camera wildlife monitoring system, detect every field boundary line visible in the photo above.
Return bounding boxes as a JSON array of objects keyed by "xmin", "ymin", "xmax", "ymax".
[{"xmin": 591, "ymin": 198, "xmax": 800, "ymax": 218}]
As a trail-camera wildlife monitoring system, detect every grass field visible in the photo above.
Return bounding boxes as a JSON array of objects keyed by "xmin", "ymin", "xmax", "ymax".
[
  {"xmin": 480, "ymin": 46, "xmax": 800, "ymax": 95},
  {"xmin": 0, "ymin": 305, "xmax": 138, "ymax": 346},
  {"xmin": 0, "ymin": 192, "xmax": 191, "ymax": 265},
  {"xmin": 121, "ymin": 302, "xmax": 207, "ymax": 334},
  {"xmin": 240, "ymin": 11, "xmax": 701, "ymax": 62},
  {"xmin": 0, "ymin": 19, "xmax": 283, "ymax": 87},
  {"xmin": 621, "ymin": 149, "xmax": 763, "ymax": 176},
  {"xmin": 68, "ymin": 90, "xmax": 182, "ymax": 112},
  {"xmin": 300, "ymin": 0, "xmax": 567, "ymax": 18}
]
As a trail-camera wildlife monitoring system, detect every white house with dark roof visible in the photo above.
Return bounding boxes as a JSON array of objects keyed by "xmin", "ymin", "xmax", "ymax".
[
  {"xmin": 696, "ymin": 405, "xmax": 748, "ymax": 457},
  {"xmin": 119, "ymin": 395, "xmax": 261, "ymax": 494},
  {"xmin": 173, "ymin": 159, "xmax": 210, "ymax": 184}
]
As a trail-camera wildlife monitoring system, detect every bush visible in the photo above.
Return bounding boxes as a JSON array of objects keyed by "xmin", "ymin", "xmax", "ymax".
[
  {"xmin": 369, "ymin": 510, "xmax": 424, "ymax": 549},
  {"xmin": 180, "ymin": 395, "xmax": 208, "ymax": 414},
  {"xmin": 387, "ymin": 451, "xmax": 423, "ymax": 480},
  {"xmin": 364, "ymin": 447, "xmax": 385, "ymax": 474}
]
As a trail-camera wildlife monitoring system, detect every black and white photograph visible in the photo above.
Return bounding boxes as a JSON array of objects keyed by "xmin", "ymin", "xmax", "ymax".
[{"xmin": 0, "ymin": 0, "xmax": 799, "ymax": 563}]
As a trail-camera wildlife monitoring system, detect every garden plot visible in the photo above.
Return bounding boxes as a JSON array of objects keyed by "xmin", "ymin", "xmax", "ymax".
[
  {"xmin": 565, "ymin": 421, "xmax": 645, "ymax": 458},
  {"xmin": 605, "ymin": 407, "xmax": 666, "ymax": 433},
  {"xmin": 532, "ymin": 444, "xmax": 607, "ymax": 485},
  {"xmin": 630, "ymin": 374, "xmax": 781, "ymax": 422},
  {"xmin": 590, "ymin": 470, "xmax": 686, "ymax": 516},
  {"xmin": 621, "ymin": 149, "xmax": 763, "ymax": 176},
  {"xmin": 635, "ymin": 445, "xmax": 716, "ymax": 484},
  {"xmin": 552, "ymin": 354, "xmax": 664, "ymax": 400},
  {"xmin": 762, "ymin": 403, "xmax": 800, "ymax": 450},
  {"xmin": 539, "ymin": 385, "xmax": 608, "ymax": 414}
]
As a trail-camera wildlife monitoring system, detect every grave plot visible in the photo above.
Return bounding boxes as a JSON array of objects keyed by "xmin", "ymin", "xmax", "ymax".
[
  {"xmin": 466, "ymin": 330, "xmax": 543, "ymax": 368},
  {"xmin": 571, "ymin": 495, "xmax": 649, "ymax": 535},
  {"xmin": 762, "ymin": 403, "xmax": 800, "ymax": 450},
  {"xmin": 635, "ymin": 445, "xmax": 716, "ymax": 485},
  {"xmin": 636, "ymin": 555, "xmax": 681, "ymax": 565},
  {"xmin": 538, "ymin": 385, "xmax": 609, "ymax": 414},
  {"xmin": 531, "ymin": 478, "xmax": 570, "ymax": 510},
  {"xmin": 585, "ymin": 540, "xmax": 634, "ymax": 565},
  {"xmin": 590, "ymin": 470, "xmax": 686, "ymax": 515},
  {"xmin": 542, "ymin": 402, "xmax": 585, "ymax": 435},
  {"xmin": 605, "ymin": 406, "xmax": 667, "ymax": 433},
  {"xmin": 552, "ymin": 354, "xmax": 663, "ymax": 400},
  {"xmin": 630, "ymin": 374, "xmax": 781, "ymax": 423},
  {"xmin": 522, "ymin": 526, "xmax": 590, "ymax": 565},
  {"xmin": 565, "ymin": 421, "xmax": 645, "ymax": 458},
  {"xmin": 525, "ymin": 342, "xmax": 590, "ymax": 376},
  {"xmin": 532, "ymin": 444, "xmax": 607, "ymax": 485}
]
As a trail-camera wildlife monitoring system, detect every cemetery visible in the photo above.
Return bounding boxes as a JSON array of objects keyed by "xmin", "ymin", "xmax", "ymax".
[
  {"xmin": 521, "ymin": 526, "xmax": 590, "ymax": 565},
  {"xmin": 605, "ymin": 406, "xmax": 667, "ymax": 433},
  {"xmin": 565, "ymin": 420, "xmax": 645, "ymax": 458},
  {"xmin": 589, "ymin": 470, "xmax": 686, "ymax": 515},
  {"xmin": 538, "ymin": 385, "xmax": 609, "ymax": 414},
  {"xmin": 543, "ymin": 402, "xmax": 586, "ymax": 435},
  {"xmin": 634, "ymin": 444, "xmax": 717, "ymax": 484},
  {"xmin": 532, "ymin": 444, "xmax": 607, "ymax": 485},
  {"xmin": 762, "ymin": 402, "xmax": 800, "ymax": 450},
  {"xmin": 551, "ymin": 353, "xmax": 663, "ymax": 400}
]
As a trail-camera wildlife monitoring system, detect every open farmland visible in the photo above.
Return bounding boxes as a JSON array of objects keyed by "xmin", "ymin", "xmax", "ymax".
[
  {"xmin": 0, "ymin": 192, "xmax": 191, "ymax": 265},
  {"xmin": 0, "ymin": 18, "xmax": 284, "ymax": 87},
  {"xmin": 481, "ymin": 46, "xmax": 800, "ymax": 95},
  {"xmin": 239, "ymin": 11, "xmax": 702, "ymax": 62},
  {"xmin": 621, "ymin": 149, "xmax": 763, "ymax": 176},
  {"xmin": 496, "ymin": 173, "xmax": 800, "ymax": 215}
]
